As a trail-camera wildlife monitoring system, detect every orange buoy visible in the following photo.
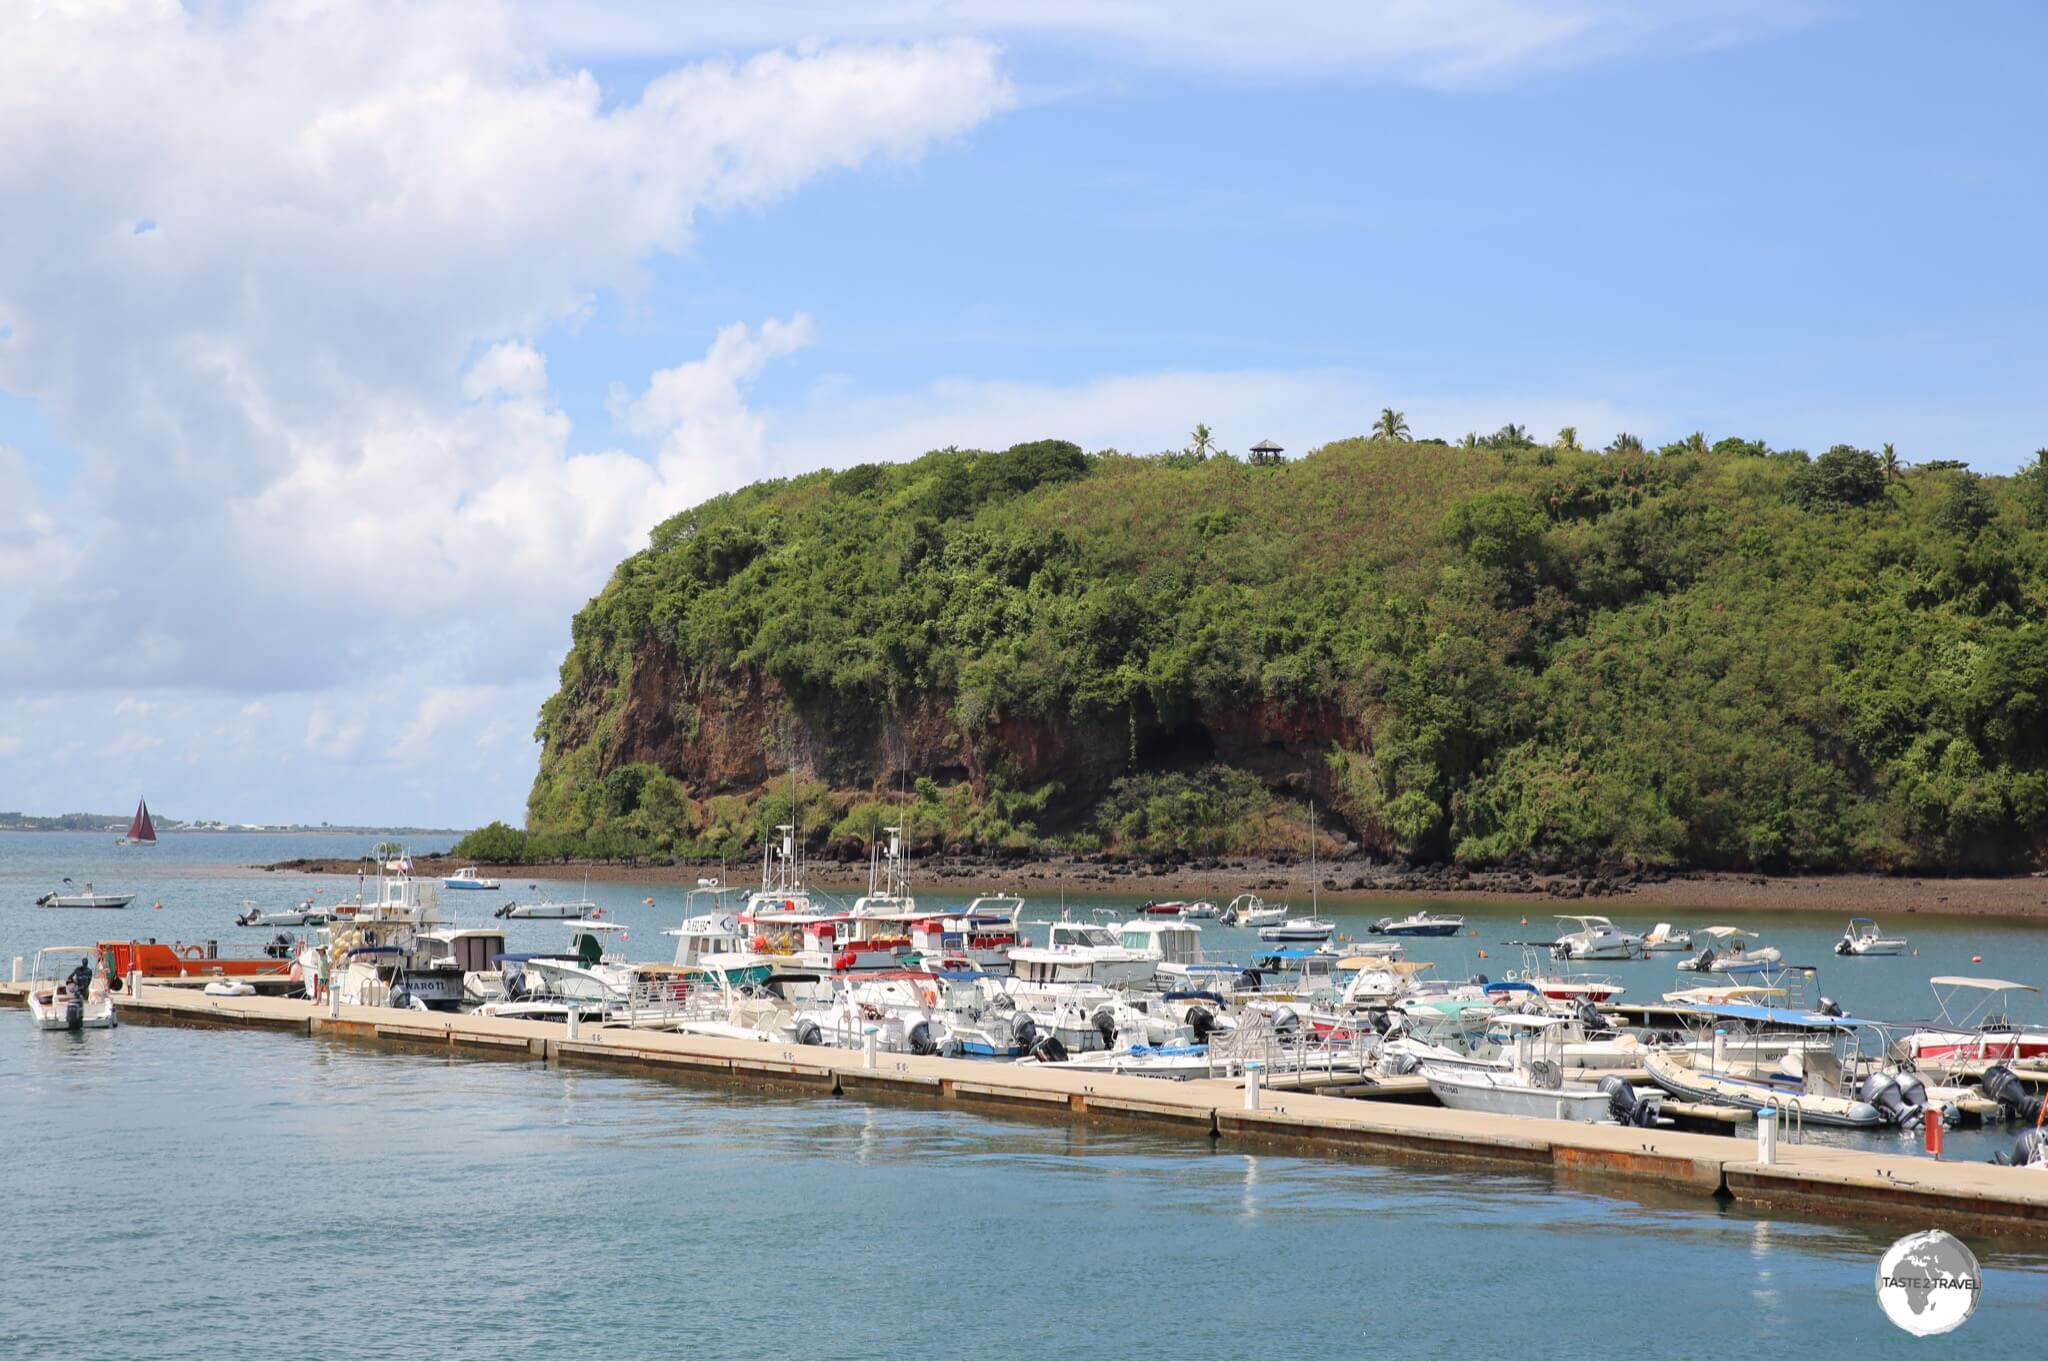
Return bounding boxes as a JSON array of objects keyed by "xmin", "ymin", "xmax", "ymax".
[
  {"xmin": 1519, "ymin": 917, "xmax": 1528, "ymax": 926},
  {"xmin": 1476, "ymin": 949, "xmax": 1488, "ymax": 960},
  {"xmin": 643, "ymin": 896, "xmax": 655, "ymax": 905},
  {"xmin": 1973, "ymin": 955, "xmax": 1984, "ymax": 964},
  {"xmin": 153, "ymin": 901, "xmax": 162, "ymax": 910},
  {"xmin": 1469, "ymin": 928, "xmax": 1479, "ymax": 937}
]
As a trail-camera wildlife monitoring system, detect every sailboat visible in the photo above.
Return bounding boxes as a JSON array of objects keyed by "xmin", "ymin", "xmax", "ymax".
[{"xmin": 116, "ymin": 798, "xmax": 158, "ymax": 847}]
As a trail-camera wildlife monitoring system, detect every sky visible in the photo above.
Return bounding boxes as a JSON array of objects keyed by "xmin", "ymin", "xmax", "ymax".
[{"xmin": 0, "ymin": 1, "xmax": 2043, "ymax": 827}]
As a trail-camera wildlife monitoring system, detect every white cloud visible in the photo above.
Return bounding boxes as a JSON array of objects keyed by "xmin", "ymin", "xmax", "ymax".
[
  {"xmin": 514, "ymin": 1, "xmax": 1818, "ymax": 88},
  {"xmin": 0, "ymin": 3, "xmax": 1009, "ymax": 692}
]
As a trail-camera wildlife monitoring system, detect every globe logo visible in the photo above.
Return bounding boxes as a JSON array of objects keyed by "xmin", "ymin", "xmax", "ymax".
[{"xmin": 1875, "ymin": 1230, "xmax": 1980, "ymax": 1336}]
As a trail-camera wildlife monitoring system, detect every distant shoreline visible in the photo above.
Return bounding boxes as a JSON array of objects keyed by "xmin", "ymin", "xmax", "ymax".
[{"xmin": 259, "ymin": 851, "xmax": 2048, "ymax": 920}]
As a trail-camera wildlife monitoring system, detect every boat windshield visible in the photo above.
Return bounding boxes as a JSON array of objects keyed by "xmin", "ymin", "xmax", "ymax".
[{"xmin": 1054, "ymin": 925, "xmax": 1114, "ymax": 949}]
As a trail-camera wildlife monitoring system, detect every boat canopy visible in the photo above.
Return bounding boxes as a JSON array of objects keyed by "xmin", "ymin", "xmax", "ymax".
[
  {"xmin": 1697, "ymin": 926, "xmax": 1756, "ymax": 939},
  {"xmin": 1929, "ymin": 976, "xmax": 2039, "ymax": 992},
  {"xmin": 1490, "ymin": 1013, "xmax": 1567, "ymax": 1030},
  {"xmin": 1679, "ymin": 1000, "xmax": 1878, "ymax": 1029},
  {"xmin": 1254, "ymin": 948, "xmax": 1330, "ymax": 961}
]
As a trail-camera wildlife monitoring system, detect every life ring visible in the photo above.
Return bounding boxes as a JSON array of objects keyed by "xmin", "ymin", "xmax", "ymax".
[{"xmin": 178, "ymin": 944, "xmax": 205, "ymax": 961}]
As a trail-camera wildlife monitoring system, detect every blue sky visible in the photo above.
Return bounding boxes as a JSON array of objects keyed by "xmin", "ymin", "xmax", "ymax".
[{"xmin": 0, "ymin": 1, "xmax": 2042, "ymax": 826}]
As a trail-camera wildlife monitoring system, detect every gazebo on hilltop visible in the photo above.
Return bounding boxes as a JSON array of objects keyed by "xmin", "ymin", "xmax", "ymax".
[{"xmin": 1248, "ymin": 439, "xmax": 1285, "ymax": 466}]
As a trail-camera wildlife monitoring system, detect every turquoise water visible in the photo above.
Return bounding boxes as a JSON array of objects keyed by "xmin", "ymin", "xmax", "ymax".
[
  {"xmin": 8, "ymin": 834, "xmax": 2048, "ymax": 1354},
  {"xmin": 4, "ymin": 1020, "xmax": 2048, "ymax": 1358}
]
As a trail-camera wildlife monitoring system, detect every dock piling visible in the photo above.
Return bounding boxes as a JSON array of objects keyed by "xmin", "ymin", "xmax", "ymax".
[
  {"xmin": 1244, "ymin": 1060, "xmax": 1263, "ymax": 1110},
  {"xmin": 1756, "ymin": 1108, "xmax": 1778, "ymax": 1165},
  {"xmin": 10, "ymin": 957, "xmax": 19, "ymax": 984}
]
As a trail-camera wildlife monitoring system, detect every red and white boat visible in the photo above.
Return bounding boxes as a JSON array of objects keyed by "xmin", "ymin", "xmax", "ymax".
[
  {"xmin": 116, "ymin": 797, "xmax": 157, "ymax": 847},
  {"xmin": 1903, "ymin": 976, "xmax": 2048, "ymax": 1068}
]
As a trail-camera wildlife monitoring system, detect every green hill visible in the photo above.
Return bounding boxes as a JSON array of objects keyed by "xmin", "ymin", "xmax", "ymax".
[{"xmin": 499, "ymin": 434, "xmax": 2048, "ymax": 873}]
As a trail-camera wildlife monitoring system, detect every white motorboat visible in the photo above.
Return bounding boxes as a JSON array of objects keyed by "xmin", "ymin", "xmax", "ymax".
[
  {"xmin": 1221, "ymin": 893, "xmax": 1286, "ymax": 929},
  {"xmin": 1902, "ymin": 976, "xmax": 2048, "ymax": 1071},
  {"xmin": 35, "ymin": 880, "xmax": 135, "ymax": 910},
  {"xmin": 1008, "ymin": 919, "xmax": 1156, "ymax": 988},
  {"xmin": 1675, "ymin": 926, "xmax": 1781, "ymax": 972},
  {"xmin": 1548, "ymin": 915, "xmax": 1645, "ymax": 961},
  {"xmin": 23, "ymin": 946, "xmax": 118, "ymax": 1031},
  {"xmin": 1259, "ymin": 916, "xmax": 1334, "ymax": 943},
  {"xmin": 495, "ymin": 894, "xmax": 599, "ymax": 920},
  {"xmin": 235, "ymin": 898, "xmax": 330, "ymax": 928},
  {"xmin": 443, "ymin": 866, "xmax": 501, "ymax": 891},
  {"xmin": 1417, "ymin": 1016, "xmax": 1661, "ymax": 1124},
  {"xmin": 1641, "ymin": 923, "xmax": 1693, "ymax": 952},
  {"xmin": 1371, "ymin": 911, "xmax": 1465, "ymax": 938},
  {"xmin": 1179, "ymin": 900, "xmax": 1221, "ymax": 920},
  {"xmin": 1834, "ymin": 917, "xmax": 1907, "ymax": 957}
]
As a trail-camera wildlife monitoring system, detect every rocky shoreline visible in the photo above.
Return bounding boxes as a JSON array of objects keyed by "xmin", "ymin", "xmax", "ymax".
[{"xmin": 258, "ymin": 851, "xmax": 2048, "ymax": 919}]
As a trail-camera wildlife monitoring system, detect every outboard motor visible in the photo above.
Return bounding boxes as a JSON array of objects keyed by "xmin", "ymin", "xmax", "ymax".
[
  {"xmin": 1235, "ymin": 968, "xmax": 1263, "ymax": 993},
  {"xmin": 1185, "ymin": 1005, "xmax": 1216, "ymax": 1042},
  {"xmin": 1468, "ymin": 974, "xmax": 1489, "ymax": 989},
  {"xmin": 1982, "ymin": 1064, "xmax": 2044, "ymax": 1124},
  {"xmin": 1010, "ymin": 1012, "xmax": 1038, "ymax": 1050},
  {"xmin": 494, "ymin": 902, "xmax": 514, "ymax": 919},
  {"xmin": 1382, "ymin": 1050, "xmax": 1420, "ymax": 1076},
  {"xmin": 909, "ymin": 1021, "xmax": 938, "ymax": 1056},
  {"xmin": 1994, "ymin": 1127, "xmax": 2048, "ymax": 1167},
  {"xmin": 1689, "ymin": 947, "xmax": 1717, "ymax": 973},
  {"xmin": 1364, "ymin": 1007, "xmax": 1393, "ymax": 1035},
  {"xmin": 1816, "ymin": 996, "xmax": 1844, "ymax": 1018},
  {"xmin": 1091, "ymin": 1007, "xmax": 1118, "ymax": 1048},
  {"xmin": 792, "ymin": 1019, "xmax": 824, "ymax": 1047},
  {"xmin": 1598, "ymin": 1074, "xmax": 1659, "ymax": 1127},
  {"xmin": 1271, "ymin": 1006, "xmax": 1300, "ymax": 1037},
  {"xmin": 64, "ymin": 993, "xmax": 84, "ymax": 1030},
  {"xmin": 1576, "ymin": 1000, "xmax": 1616, "ymax": 1040},
  {"xmin": 1860, "ymin": 1071, "xmax": 1920, "ymax": 1129},
  {"xmin": 1029, "ymin": 1034, "xmax": 1069, "ymax": 1064},
  {"xmin": 1833, "ymin": 935, "xmax": 1853, "ymax": 956}
]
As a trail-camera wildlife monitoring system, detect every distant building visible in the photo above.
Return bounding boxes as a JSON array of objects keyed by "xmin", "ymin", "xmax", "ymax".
[{"xmin": 1249, "ymin": 439, "xmax": 1285, "ymax": 465}]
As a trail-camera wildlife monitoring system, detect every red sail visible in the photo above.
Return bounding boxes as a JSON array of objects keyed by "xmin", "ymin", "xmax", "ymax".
[{"xmin": 127, "ymin": 799, "xmax": 157, "ymax": 843}]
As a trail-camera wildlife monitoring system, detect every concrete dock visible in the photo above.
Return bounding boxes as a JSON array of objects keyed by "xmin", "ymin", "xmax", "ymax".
[{"xmin": 8, "ymin": 978, "xmax": 2047, "ymax": 1240}]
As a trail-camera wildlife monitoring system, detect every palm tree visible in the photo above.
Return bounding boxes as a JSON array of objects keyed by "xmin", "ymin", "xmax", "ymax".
[
  {"xmin": 1458, "ymin": 431, "xmax": 1480, "ymax": 449},
  {"xmin": 1680, "ymin": 431, "xmax": 1708, "ymax": 456},
  {"xmin": 1373, "ymin": 408, "xmax": 1411, "ymax": 441},
  {"xmin": 1881, "ymin": 442, "xmax": 1905, "ymax": 483},
  {"xmin": 1554, "ymin": 426, "xmax": 1581, "ymax": 452},
  {"xmin": 1187, "ymin": 423, "xmax": 1217, "ymax": 459},
  {"xmin": 1607, "ymin": 432, "xmax": 1645, "ymax": 456},
  {"xmin": 1494, "ymin": 423, "xmax": 1530, "ymax": 447}
]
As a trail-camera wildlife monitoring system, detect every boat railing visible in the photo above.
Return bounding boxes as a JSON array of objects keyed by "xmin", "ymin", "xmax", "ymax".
[{"xmin": 1207, "ymin": 1011, "xmax": 1375, "ymax": 1081}]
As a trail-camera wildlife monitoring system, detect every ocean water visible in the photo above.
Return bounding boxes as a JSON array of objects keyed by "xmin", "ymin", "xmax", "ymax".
[
  {"xmin": 3, "ymin": 1020, "xmax": 2047, "ymax": 1359},
  {"xmin": 7, "ymin": 833, "xmax": 2048, "ymax": 1355}
]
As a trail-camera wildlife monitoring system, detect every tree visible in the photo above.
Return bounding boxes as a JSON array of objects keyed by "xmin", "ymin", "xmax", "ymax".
[
  {"xmin": 1880, "ymin": 442, "xmax": 1905, "ymax": 484},
  {"xmin": 1186, "ymin": 424, "xmax": 1218, "ymax": 459},
  {"xmin": 1492, "ymin": 423, "xmax": 1531, "ymax": 448},
  {"xmin": 1607, "ymin": 432, "xmax": 1645, "ymax": 456},
  {"xmin": 1458, "ymin": 432, "xmax": 1480, "ymax": 449},
  {"xmin": 1787, "ymin": 444, "xmax": 1886, "ymax": 511},
  {"xmin": 1554, "ymin": 426, "xmax": 1581, "ymax": 452},
  {"xmin": 2020, "ymin": 448, "xmax": 2048, "ymax": 527},
  {"xmin": 1681, "ymin": 431, "xmax": 1707, "ymax": 456},
  {"xmin": 1373, "ymin": 408, "xmax": 1412, "ymax": 441}
]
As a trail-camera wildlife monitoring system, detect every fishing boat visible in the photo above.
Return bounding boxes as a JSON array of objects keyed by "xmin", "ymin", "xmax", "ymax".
[
  {"xmin": 1221, "ymin": 893, "xmax": 1286, "ymax": 929},
  {"xmin": 442, "ymin": 867, "xmax": 501, "ymax": 891},
  {"xmin": 1417, "ymin": 1016, "xmax": 1663, "ymax": 1124},
  {"xmin": 1547, "ymin": 915, "xmax": 1646, "ymax": 961},
  {"xmin": 24, "ymin": 946, "xmax": 118, "ymax": 1031},
  {"xmin": 1834, "ymin": 917, "xmax": 1907, "ymax": 957},
  {"xmin": 1485, "ymin": 950, "xmax": 1625, "ymax": 1006},
  {"xmin": 1138, "ymin": 900, "xmax": 1191, "ymax": 918},
  {"xmin": 101, "ymin": 938, "xmax": 295, "ymax": 982},
  {"xmin": 1675, "ymin": 926, "xmax": 1782, "ymax": 972},
  {"xmin": 1370, "ymin": 910, "xmax": 1465, "ymax": 938},
  {"xmin": 1641, "ymin": 923, "xmax": 1693, "ymax": 952},
  {"xmin": 115, "ymin": 798, "xmax": 157, "ymax": 847},
  {"xmin": 35, "ymin": 880, "xmax": 135, "ymax": 909},
  {"xmin": 1901, "ymin": 976, "xmax": 2048, "ymax": 1070}
]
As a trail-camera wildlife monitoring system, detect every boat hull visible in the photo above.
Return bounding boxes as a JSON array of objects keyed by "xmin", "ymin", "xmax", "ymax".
[{"xmin": 1421, "ymin": 1067, "xmax": 1614, "ymax": 1122}]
